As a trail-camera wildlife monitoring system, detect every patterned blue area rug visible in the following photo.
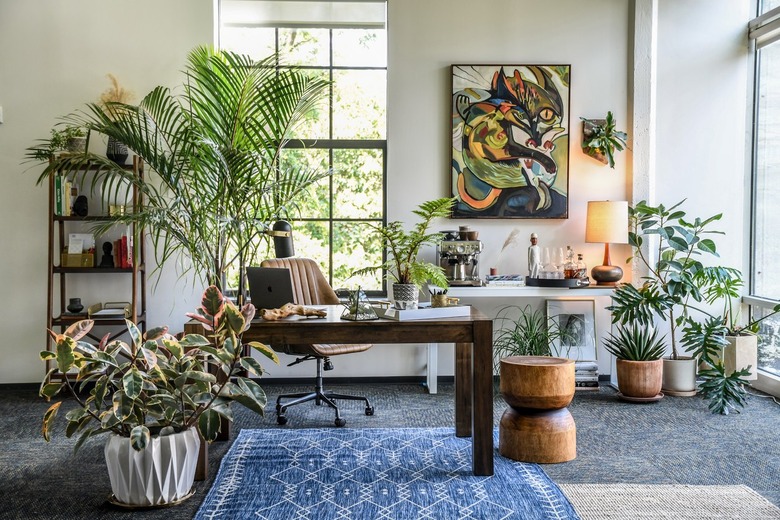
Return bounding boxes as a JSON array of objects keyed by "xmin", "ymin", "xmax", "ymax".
[{"xmin": 195, "ymin": 427, "xmax": 579, "ymax": 520}]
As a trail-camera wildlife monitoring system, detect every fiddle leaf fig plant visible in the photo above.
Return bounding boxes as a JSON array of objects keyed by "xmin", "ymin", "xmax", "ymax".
[
  {"xmin": 40, "ymin": 285, "xmax": 279, "ymax": 452},
  {"xmin": 353, "ymin": 197, "xmax": 455, "ymax": 289}
]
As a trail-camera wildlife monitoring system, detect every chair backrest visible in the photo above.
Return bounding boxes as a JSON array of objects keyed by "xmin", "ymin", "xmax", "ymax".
[{"xmin": 259, "ymin": 257, "xmax": 339, "ymax": 306}]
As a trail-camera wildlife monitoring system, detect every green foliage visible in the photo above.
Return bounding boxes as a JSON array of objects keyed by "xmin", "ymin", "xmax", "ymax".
[
  {"xmin": 603, "ymin": 324, "xmax": 666, "ymax": 361},
  {"xmin": 29, "ymin": 125, "xmax": 88, "ymax": 160},
  {"xmin": 353, "ymin": 198, "xmax": 455, "ymax": 288},
  {"xmin": 492, "ymin": 306, "xmax": 569, "ymax": 371},
  {"xmin": 39, "ymin": 285, "xmax": 279, "ymax": 452},
  {"xmin": 581, "ymin": 111, "xmax": 628, "ymax": 168},
  {"xmin": 26, "ymin": 46, "xmax": 331, "ymax": 290},
  {"xmin": 698, "ymin": 363, "xmax": 751, "ymax": 415},
  {"xmin": 680, "ymin": 315, "xmax": 729, "ymax": 363}
]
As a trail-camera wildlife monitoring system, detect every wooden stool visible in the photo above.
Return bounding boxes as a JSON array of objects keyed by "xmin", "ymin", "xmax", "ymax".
[{"xmin": 499, "ymin": 356, "xmax": 576, "ymax": 463}]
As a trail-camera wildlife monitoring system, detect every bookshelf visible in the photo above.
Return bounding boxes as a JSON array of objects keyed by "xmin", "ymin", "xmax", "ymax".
[{"xmin": 45, "ymin": 157, "xmax": 147, "ymax": 379}]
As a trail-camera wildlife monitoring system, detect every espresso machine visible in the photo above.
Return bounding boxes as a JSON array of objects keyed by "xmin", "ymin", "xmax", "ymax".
[{"xmin": 437, "ymin": 233, "xmax": 483, "ymax": 286}]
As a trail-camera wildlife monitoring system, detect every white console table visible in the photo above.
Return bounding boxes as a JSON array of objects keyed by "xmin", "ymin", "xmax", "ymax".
[{"xmin": 422, "ymin": 285, "xmax": 615, "ymax": 393}]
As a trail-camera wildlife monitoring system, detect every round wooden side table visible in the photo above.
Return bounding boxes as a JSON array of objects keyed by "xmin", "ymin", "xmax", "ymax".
[{"xmin": 499, "ymin": 355, "xmax": 576, "ymax": 463}]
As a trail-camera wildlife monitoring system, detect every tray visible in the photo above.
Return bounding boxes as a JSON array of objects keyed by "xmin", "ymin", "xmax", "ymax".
[{"xmin": 525, "ymin": 277, "xmax": 586, "ymax": 288}]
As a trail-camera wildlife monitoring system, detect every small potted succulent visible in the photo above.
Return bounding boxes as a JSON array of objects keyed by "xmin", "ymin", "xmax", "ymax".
[
  {"xmin": 30, "ymin": 125, "xmax": 89, "ymax": 160},
  {"xmin": 354, "ymin": 197, "xmax": 455, "ymax": 309},
  {"xmin": 40, "ymin": 286, "xmax": 278, "ymax": 507}
]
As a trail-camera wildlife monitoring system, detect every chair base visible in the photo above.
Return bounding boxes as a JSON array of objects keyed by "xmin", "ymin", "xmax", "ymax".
[{"xmin": 276, "ymin": 357, "xmax": 374, "ymax": 427}]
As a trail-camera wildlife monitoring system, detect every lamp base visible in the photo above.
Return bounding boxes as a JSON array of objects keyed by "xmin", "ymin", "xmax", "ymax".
[{"xmin": 591, "ymin": 264, "xmax": 623, "ymax": 285}]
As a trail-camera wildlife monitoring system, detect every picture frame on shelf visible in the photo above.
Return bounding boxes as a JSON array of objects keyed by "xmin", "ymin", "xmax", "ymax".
[{"xmin": 546, "ymin": 299, "xmax": 596, "ymax": 361}]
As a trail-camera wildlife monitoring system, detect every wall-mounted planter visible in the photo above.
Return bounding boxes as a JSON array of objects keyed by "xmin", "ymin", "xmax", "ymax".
[
  {"xmin": 582, "ymin": 118, "xmax": 608, "ymax": 165},
  {"xmin": 580, "ymin": 112, "xmax": 627, "ymax": 168}
]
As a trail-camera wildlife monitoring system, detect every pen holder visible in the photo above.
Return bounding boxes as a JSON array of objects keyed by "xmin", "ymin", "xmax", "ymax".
[{"xmin": 432, "ymin": 295, "xmax": 459, "ymax": 308}]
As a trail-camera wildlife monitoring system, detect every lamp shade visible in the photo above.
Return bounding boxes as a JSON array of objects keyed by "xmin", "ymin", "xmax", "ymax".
[{"xmin": 585, "ymin": 201, "xmax": 629, "ymax": 244}]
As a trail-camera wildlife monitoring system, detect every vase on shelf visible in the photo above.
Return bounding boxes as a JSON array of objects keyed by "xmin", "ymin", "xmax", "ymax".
[
  {"xmin": 106, "ymin": 137, "xmax": 128, "ymax": 165},
  {"xmin": 67, "ymin": 298, "xmax": 84, "ymax": 314}
]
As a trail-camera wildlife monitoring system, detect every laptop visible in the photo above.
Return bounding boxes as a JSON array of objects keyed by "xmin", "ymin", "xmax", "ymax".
[{"xmin": 246, "ymin": 267, "xmax": 296, "ymax": 310}]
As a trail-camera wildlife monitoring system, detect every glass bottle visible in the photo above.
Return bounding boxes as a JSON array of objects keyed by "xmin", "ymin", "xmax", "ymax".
[
  {"xmin": 564, "ymin": 246, "xmax": 577, "ymax": 279},
  {"xmin": 576, "ymin": 253, "xmax": 588, "ymax": 279}
]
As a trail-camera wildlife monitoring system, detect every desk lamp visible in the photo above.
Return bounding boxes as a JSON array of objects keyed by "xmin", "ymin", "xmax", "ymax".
[{"xmin": 585, "ymin": 200, "xmax": 628, "ymax": 285}]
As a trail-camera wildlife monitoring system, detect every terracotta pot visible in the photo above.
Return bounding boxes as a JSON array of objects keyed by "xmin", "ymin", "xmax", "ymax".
[
  {"xmin": 616, "ymin": 358, "xmax": 662, "ymax": 398},
  {"xmin": 662, "ymin": 357, "xmax": 697, "ymax": 396},
  {"xmin": 500, "ymin": 356, "xmax": 575, "ymax": 410}
]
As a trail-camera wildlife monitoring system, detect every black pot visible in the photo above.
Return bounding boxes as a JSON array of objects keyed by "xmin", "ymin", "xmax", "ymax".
[
  {"xmin": 67, "ymin": 298, "xmax": 84, "ymax": 314},
  {"xmin": 106, "ymin": 137, "xmax": 128, "ymax": 165}
]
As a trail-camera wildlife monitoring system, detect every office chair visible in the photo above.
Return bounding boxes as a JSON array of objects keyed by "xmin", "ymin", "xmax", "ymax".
[{"xmin": 259, "ymin": 257, "xmax": 374, "ymax": 427}]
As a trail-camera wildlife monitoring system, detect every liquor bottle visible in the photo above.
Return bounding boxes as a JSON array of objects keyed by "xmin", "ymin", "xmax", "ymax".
[
  {"xmin": 576, "ymin": 253, "xmax": 588, "ymax": 279},
  {"xmin": 564, "ymin": 246, "xmax": 577, "ymax": 279}
]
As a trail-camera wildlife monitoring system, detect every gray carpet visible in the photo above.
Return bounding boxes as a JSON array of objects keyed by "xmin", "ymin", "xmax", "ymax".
[{"xmin": 0, "ymin": 382, "xmax": 778, "ymax": 519}]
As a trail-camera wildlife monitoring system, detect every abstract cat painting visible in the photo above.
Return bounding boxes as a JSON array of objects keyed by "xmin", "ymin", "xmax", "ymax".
[{"xmin": 451, "ymin": 64, "xmax": 571, "ymax": 218}]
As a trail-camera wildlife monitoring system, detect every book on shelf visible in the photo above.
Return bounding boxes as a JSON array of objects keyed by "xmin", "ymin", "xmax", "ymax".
[
  {"xmin": 485, "ymin": 274, "xmax": 525, "ymax": 286},
  {"xmin": 372, "ymin": 304, "xmax": 471, "ymax": 321},
  {"xmin": 54, "ymin": 175, "xmax": 63, "ymax": 215},
  {"xmin": 575, "ymin": 385, "xmax": 600, "ymax": 392},
  {"xmin": 574, "ymin": 360, "xmax": 598, "ymax": 371},
  {"xmin": 575, "ymin": 381, "xmax": 599, "ymax": 388},
  {"xmin": 575, "ymin": 375, "xmax": 599, "ymax": 383}
]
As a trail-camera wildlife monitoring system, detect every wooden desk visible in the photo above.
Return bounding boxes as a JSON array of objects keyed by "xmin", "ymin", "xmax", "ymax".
[{"xmin": 190, "ymin": 305, "xmax": 494, "ymax": 477}]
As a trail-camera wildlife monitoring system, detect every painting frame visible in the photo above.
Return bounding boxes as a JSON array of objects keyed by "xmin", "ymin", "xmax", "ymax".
[
  {"xmin": 546, "ymin": 299, "xmax": 596, "ymax": 361},
  {"xmin": 451, "ymin": 64, "xmax": 571, "ymax": 219}
]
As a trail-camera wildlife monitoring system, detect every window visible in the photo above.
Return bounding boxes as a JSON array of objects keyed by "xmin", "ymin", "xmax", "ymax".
[
  {"xmin": 220, "ymin": 0, "xmax": 387, "ymax": 292},
  {"xmin": 749, "ymin": 3, "xmax": 780, "ymax": 377}
]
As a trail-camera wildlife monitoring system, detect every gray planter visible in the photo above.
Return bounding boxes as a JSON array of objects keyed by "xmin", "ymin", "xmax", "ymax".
[{"xmin": 392, "ymin": 283, "xmax": 419, "ymax": 310}]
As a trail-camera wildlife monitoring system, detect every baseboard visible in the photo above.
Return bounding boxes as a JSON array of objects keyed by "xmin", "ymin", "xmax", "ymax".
[{"xmin": 261, "ymin": 376, "xmax": 456, "ymax": 386}]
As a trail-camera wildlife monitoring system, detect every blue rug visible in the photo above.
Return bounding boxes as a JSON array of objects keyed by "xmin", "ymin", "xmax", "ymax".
[{"xmin": 195, "ymin": 427, "xmax": 579, "ymax": 519}]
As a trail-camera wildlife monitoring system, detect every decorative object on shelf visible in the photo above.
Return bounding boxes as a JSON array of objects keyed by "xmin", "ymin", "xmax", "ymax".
[
  {"xmin": 259, "ymin": 303, "xmax": 327, "ymax": 321},
  {"xmin": 340, "ymin": 287, "xmax": 378, "ymax": 321},
  {"xmin": 39, "ymin": 286, "xmax": 279, "ymax": 507},
  {"xmin": 581, "ymin": 111, "xmax": 628, "ymax": 169},
  {"xmin": 66, "ymin": 298, "xmax": 83, "ymax": 314},
  {"xmin": 26, "ymin": 47, "xmax": 331, "ymax": 295},
  {"xmin": 603, "ymin": 323, "xmax": 665, "ymax": 400},
  {"xmin": 528, "ymin": 233, "xmax": 541, "ymax": 278},
  {"xmin": 72, "ymin": 195, "xmax": 88, "ymax": 216},
  {"xmin": 353, "ymin": 198, "xmax": 455, "ymax": 310},
  {"xmin": 547, "ymin": 299, "xmax": 597, "ymax": 361},
  {"xmin": 99, "ymin": 74, "xmax": 134, "ymax": 165},
  {"xmin": 29, "ymin": 126, "xmax": 89, "ymax": 160},
  {"xmin": 451, "ymin": 64, "xmax": 570, "ymax": 218},
  {"xmin": 585, "ymin": 200, "xmax": 628, "ymax": 285},
  {"xmin": 99, "ymin": 241, "xmax": 114, "ymax": 268}
]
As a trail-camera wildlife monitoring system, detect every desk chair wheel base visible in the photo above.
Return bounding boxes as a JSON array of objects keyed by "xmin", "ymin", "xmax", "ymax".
[
  {"xmin": 365, "ymin": 406, "xmax": 374, "ymax": 416},
  {"xmin": 277, "ymin": 415, "xmax": 288, "ymax": 425},
  {"xmin": 335, "ymin": 418, "xmax": 346, "ymax": 427}
]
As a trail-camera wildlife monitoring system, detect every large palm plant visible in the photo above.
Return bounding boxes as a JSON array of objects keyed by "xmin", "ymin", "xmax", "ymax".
[{"xmin": 27, "ymin": 46, "xmax": 330, "ymax": 291}]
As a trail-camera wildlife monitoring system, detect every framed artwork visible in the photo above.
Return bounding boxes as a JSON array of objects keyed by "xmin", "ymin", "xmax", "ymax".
[
  {"xmin": 451, "ymin": 64, "xmax": 571, "ymax": 219},
  {"xmin": 546, "ymin": 299, "xmax": 596, "ymax": 361}
]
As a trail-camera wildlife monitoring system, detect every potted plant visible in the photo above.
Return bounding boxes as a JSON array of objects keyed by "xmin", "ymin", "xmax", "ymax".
[
  {"xmin": 581, "ymin": 111, "xmax": 628, "ymax": 169},
  {"xmin": 608, "ymin": 199, "xmax": 724, "ymax": 396},
  {"xmin": 354, "ymin": 197, "xmax": 455, "ymax": 309},
  {"xmin": 603, "ymin": 323, "xmax": 666, "ymax": 400},
  {"xmin": 98, "ymin": 73, "xmax": 134, "ymax": 164},
  {"xmin": 30, "ymin": 125, "xmax": 89, "ymax": 160},
  {"xmin": 26, "ymin": 46, "xmax": 330, "ymax": 293},
  {"xmin": 39, "ymin": 285, "xmax": 279, "ymax": 507},
  {"xmin": 492, "ymin": 305, "xmax": 570, "ymax": 371}
]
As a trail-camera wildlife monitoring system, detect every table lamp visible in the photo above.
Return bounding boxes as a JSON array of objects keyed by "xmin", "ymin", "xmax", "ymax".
[{"xmin": 585, "ymin": 200, "xmax": 628, "ymax": 285}]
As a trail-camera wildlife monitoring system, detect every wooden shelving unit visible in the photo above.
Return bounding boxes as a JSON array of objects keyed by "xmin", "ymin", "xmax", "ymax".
[{"xmin": 45, "ymin": 157, "xmax": 147, "ymax": 379}]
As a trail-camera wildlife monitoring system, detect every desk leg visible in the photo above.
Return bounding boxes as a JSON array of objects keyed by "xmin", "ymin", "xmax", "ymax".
[
  {"xmin": 426, "ymin": 343, "xmax": 438, "ymax": 394},
  {"xmin": 472, "ymin": 319, "xmax": 494, "ymax": 476},
  {"xmin": 455, "ymin": 342, "xmax": 472, "ymax": 437}
]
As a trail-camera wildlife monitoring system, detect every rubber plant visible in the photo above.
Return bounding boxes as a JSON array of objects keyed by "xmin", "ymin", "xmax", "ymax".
[
  {"xmin": 41, "ymin": 285, "xmax": 279, "ymax": 450},
  {"xmin": 26, "ymin": 46, "xmax": 330, "ymax": 292}
]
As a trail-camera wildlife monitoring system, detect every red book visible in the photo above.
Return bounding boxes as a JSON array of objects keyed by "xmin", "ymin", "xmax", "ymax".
[{"xmin": 120, "ymin": 236, "xmax": 128, "ymax": 269}]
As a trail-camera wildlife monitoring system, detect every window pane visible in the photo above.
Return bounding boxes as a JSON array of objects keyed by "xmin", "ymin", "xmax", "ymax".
[
  {"xmin": 756, "ymin": 307, "xmax": 780, "ymax": 376},
  {"xmin": 333, "ymin": 149, "xmax": 383, "ymax": 219},
  {"xmin": 278, "ymin": 28, "xmax": 330, "ymax": 66},
  {"xmin": 753, "ymin": 43, "xmax": 780, "ymax": 297},
  {"xmin": 288, "ymin": 69, "xmax": 331, "ymax": 140},
  {"xmin": 333, "ymin": 221, "xmax": 383, "ymax": 291},
  {"xmin": 333, "ymin": 70, "xmax": 386, "ymax": 139},
  {"xmin": 333, "ymin": 29, "xmax": 387, "ymax": 67},
  {"xmin": 221, "ymin": 27, "xmax": 276, "ymax": 60},
  {"xmin": 292, "ymin": 221, "xmax": 331, "ymax": 273},
  {"xmin": 763, "ymin": 0, "xmax": 780, "ymax": 15},
  {"xmin": 281, "ymin": 149, "xmax": 330, "ymax": 218}
]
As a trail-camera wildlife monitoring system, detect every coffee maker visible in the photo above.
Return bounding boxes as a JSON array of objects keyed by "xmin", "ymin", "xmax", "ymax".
[{"xmin": 438, "ymin": 232, "xmax": 483, "ymax": 286}]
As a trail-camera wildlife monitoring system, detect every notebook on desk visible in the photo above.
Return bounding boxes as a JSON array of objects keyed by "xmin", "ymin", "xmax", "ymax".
[{"xmin": 246, "ymin": 267, "xmax": 296, "ymax": 309}]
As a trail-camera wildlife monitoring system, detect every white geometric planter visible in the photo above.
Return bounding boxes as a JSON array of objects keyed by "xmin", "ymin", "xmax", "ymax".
[
  {"xmin": 724, "ymin": 335, "xmax": 758, "ymax": 381},
  {"xmin": 104, "ymin": 428, "xmax": 200, "ymax": 507}
]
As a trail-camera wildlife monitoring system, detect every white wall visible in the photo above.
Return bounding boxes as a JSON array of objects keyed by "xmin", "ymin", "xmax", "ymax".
[{"xmin": 0, "ymin": 0, "xmax": 751, "ymax": 383}]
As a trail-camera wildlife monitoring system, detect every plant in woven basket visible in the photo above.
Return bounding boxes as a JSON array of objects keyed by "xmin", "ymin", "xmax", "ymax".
[{"xmin": 603, "ymin": 323, "xmax": 666, "ymax": 361}]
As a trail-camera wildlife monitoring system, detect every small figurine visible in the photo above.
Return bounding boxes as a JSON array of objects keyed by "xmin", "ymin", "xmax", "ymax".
[
  {"xmin": 99, "ymin": 241, "xmax": 114, "ymax": 268},
  {"xmin": 528, "ymin": 233, "xmax": 541, "ymax": 278}
]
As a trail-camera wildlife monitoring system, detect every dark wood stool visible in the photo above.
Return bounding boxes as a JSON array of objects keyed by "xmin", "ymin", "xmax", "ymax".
[{"xmin": 499, "ymin": 356, "xmax": 576, "ymax": 463}]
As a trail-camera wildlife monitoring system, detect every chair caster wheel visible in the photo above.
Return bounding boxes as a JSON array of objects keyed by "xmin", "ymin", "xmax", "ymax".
[
  {"xmin": 277, "ymin": 415, "xmax": 288, "ymax": 425},
  {"xmin": 365, "ymin": 407, "xmax": 374, "ymax": 416},
  {"xmin": 335, "ymin": 418, "xmax": 346, "ymax": 427}
]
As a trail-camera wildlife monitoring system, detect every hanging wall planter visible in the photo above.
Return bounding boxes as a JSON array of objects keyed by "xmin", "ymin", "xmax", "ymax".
[{"xmin": 581, "ymin": 111, "xmax": 627, "ymax": 168}]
